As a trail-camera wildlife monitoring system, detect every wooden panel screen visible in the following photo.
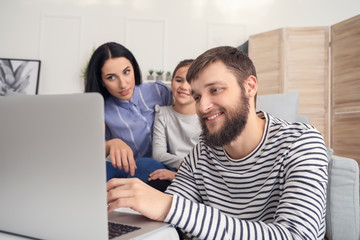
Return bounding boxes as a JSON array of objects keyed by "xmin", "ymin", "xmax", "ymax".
[
  {"xmin": 249, "ymin": 27, "xmax": 329, "ymax": 145},
  {"xmin": 249, "ymin": 29, "xmax": 283, "ymax": 96},
  {"xmin": 331, "ymin": 14, "xmax": 360, "ymax": 164},
  {"xmin": 285, "ymin": 27, "xmax": 329, "ymax": 145}
]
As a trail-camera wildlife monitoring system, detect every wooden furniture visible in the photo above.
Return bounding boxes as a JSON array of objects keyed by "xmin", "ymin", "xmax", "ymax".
[
  {"xmin": 331, "ymin": 15, "xmax": 360, "ymax": 164},
  {"xmin": 249, "ymin": 27, "xmax": 330, "ymax": 145},
  {"xmin": 248, "ymin": 15, "xmax": 360, "ymax": 197}
]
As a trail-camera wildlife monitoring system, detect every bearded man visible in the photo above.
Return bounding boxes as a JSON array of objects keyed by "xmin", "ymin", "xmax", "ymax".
[{"xmin": 107, "ymin": 46, "xmax": 328, "ymax": 240}]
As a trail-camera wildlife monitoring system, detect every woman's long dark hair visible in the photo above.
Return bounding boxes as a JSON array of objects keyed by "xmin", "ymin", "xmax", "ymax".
[{"xmin": 84, "ymin": 42, "xmax": 142, "ymax": 99}]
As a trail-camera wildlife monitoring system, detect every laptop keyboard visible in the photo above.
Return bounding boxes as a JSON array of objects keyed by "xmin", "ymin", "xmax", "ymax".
[{"xmin": 108, "ymin": 221, "xmax": 141, "ymax": 239}]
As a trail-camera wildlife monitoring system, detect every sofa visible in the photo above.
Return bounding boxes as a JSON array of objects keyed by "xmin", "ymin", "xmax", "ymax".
[
  {"xmin": 257, "ymin": 92, "xmax": 360, "ymax": 240},
  {"xmin": 326, "ymin": 152, "xmax": 359, "ymax": 239}
]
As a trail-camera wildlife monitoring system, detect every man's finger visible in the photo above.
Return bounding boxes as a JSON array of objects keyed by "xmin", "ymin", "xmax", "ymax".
[
  {"xmin": 106, "ymin": 178, "xmax": 128, "ymax": 191},
  {"xmin": 107, "ymin": 197, "xmax": 134, "ymax": 212}
]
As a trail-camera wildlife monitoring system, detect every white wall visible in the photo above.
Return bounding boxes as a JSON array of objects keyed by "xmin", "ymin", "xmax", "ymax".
[{"xmin": 1, "ymin": 0, "xmax": 359, "ymax": 94}]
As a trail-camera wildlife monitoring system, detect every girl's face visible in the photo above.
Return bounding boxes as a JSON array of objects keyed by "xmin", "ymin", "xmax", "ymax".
[
  {"xmin": 101, "ymin": 57, "xmax": 135, "ymax": 101},
  {"xmin": 171, "ymin": 65, "xmax": 194, "ymax": 106}
]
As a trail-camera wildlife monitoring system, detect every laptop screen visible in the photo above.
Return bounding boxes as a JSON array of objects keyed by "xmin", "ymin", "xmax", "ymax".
[{"xmin": 0, "ymin": 93, "xmax": 108, "ymax": 239}]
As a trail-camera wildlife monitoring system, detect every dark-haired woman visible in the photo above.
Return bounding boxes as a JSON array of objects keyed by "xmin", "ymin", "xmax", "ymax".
[{"xmin": 85, "ymin": 42, "xmax": 172, "ymax": 184}]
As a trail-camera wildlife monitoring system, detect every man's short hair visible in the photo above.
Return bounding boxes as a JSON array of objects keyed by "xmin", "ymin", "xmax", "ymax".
[{"xmin": 186, "ymin": 46, "xmax": 257, "ymax": 89}]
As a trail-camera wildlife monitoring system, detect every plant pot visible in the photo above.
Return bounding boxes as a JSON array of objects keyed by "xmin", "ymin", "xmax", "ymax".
[
  {"xmin": 147, "ymin": 75, "xmax": 154, "ymax": 80},
  {"xmin": 156, "ymin": 76, "xmax": 163, "ymax": 81}
]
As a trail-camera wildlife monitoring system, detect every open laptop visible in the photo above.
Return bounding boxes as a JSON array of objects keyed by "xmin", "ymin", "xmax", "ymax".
[{"xmin": 0, "ymin": 93, "xmax": 171, "ymax": 240}]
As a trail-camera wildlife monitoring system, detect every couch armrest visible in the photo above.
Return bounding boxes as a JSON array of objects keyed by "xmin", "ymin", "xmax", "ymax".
[{"xmin": 326, "ymin": 155, "xmax": 359, "ymax": 240}]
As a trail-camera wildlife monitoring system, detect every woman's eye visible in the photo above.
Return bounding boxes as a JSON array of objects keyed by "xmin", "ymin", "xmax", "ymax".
[
  {"xmin": 106, "ymin": 75, "xmax": 115, "ymax": 80},
  {"xmin": 124, "ymin": 69, "xmax": 130, "ymax": 75}
]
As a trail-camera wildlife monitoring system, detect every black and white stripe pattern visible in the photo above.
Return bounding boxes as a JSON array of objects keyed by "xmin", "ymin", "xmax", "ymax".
[{"xmin": 165, "ymin": 112, "xmax": 328, "ymax": 240}]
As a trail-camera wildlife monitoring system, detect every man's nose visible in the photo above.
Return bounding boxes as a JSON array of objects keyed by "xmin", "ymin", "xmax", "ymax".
[{"xmin": 197, "ymin": 96, "xmax": 213, "ymax": 114}]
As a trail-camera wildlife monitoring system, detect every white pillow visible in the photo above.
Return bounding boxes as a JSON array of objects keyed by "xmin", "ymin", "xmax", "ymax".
[{"xmin": 256, "ymin": 92, "xmax": 299, "ymax": 122}]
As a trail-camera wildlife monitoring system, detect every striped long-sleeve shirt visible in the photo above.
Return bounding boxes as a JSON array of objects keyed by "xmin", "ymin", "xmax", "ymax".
[{"xmin": 165, "ymin": 112, "xmax": 328, "ymax": 240}]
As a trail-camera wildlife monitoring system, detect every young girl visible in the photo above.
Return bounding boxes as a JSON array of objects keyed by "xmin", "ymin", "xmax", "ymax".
[
  {"xmin": 148, "ymin": 59, "xmax": 201, "ymax": 189},
  {"xmin": 85, "ymin": 42, "xmax": 172, "ymax": 183}
]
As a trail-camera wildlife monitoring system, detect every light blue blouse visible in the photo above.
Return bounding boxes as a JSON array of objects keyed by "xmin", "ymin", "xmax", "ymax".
[{"xmin": 104, "ymin": 81, "xmax": 172, "ymax": 159}]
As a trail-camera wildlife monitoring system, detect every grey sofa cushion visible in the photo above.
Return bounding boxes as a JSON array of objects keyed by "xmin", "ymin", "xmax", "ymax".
[
  {"xmin": 326, "ymin": 151, "xmax": 360, "ymax": 240},
  {"xmin": 256, "ymin": 92, "xmax": 299, "ymax": 122}
]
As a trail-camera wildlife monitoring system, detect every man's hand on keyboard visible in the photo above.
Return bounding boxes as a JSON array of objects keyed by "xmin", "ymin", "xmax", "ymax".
[{"xmin": 106, "ymin": 178, "xmax": 172, "ymax": 222}]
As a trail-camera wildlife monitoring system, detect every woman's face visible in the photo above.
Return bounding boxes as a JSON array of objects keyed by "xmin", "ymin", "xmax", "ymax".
[
  {"xmin": 101, "ymin": 57, "xmax": 135, "ymax": 101},
  {"xmin": 171, "ymin": 65, "xmax": 194, "ymax": 106}
]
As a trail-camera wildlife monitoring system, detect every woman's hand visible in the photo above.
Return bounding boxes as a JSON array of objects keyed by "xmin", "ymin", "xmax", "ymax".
[
  {"xmin": 106, "ymin": 138, "xmax": 137, "ymax": 176},
  {"xmin": 148, "ymin": 169, "xmax": 177, "ymax": 181},
  {"xmin": 107, "ymin": 178, "xmax": 173, "ymax": 221}
]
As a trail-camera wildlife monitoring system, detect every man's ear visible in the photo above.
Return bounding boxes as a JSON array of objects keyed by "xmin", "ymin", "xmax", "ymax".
[{"xmin": 244, "ymin": 75, "xmax": 258, "ymax": 97}]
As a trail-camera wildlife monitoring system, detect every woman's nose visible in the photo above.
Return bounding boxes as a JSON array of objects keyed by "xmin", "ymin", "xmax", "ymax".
[{"xmin": 117, "ymin": 78, "xmax": 127, "ymax": 89}]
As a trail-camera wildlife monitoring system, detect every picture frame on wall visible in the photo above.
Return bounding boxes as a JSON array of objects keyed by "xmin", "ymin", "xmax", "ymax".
[{"xmin": 0, "ymin": 58, "xmax": 41, "ymax": 96}]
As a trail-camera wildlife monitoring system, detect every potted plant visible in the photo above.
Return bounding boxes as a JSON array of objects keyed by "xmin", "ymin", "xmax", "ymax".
[
  {"xmin": 166, "ymin": 71, "xmax": 172, "ymax": 81},
  {"xmin": 155, "ymin": 70, "xmax": 164, "ymax": 81},
  {"xmin": 147, "ymin": 69, "xmax": 154, "ymax": 80},
  {"xmin": 81, "ymin": 46, "xmax": 96, "ymax": 80}
]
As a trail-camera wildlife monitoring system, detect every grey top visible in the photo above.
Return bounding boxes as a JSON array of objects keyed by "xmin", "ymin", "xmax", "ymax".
[{"xmin": 152, "ymin": 105, "xmax": 201, "ymax": 169}]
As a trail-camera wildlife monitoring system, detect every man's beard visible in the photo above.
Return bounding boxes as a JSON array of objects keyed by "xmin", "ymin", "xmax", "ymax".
[{"xmin": 200, "ymin": 94, "xmax": 249, "ymax": 148}]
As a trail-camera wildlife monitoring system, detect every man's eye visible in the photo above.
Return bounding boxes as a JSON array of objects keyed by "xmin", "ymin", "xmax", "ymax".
[{"xmin": 193, "ymin": 96, "xmax": 201, "ymax": 102}]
